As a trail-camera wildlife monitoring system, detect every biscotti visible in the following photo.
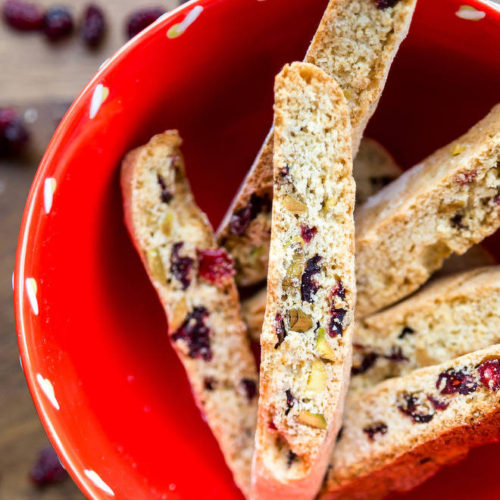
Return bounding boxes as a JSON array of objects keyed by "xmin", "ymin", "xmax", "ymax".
[
  {"xmin": 217, "ymin": 0, "xmax": 417, "ymax": 287},
  {"xmin": 120, "ymin": 131, "xmax": 258, "ymax": 496},
  {"xmin": 252, "ymin": 63, "xmax": 355, "ymax": 499},
  {"xmin": 322, "ymin": 346, "xmax": 500, "ymax": 500},
  {"xmin": 355, "ymin": 103, "xmax": 500, "ymax": 317},
  {"xmin": 351, "ymin": 266, "xmax": 500, "ymax": 391}
]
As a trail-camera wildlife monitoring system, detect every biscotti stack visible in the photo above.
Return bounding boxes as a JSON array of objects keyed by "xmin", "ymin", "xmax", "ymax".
[{"xmin": 120, "ymin": 0, "xmax": 500, "ymax": 499}]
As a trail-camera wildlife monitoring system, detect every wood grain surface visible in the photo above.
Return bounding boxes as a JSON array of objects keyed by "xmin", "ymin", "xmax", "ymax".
[{"xmin": 0, "ymin": 1, "xmax": 181, "ymax": 498}]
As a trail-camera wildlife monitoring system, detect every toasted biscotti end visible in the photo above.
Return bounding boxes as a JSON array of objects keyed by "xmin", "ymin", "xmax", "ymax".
[
  {"xmin": 351, "ymin": 266, "xmax": 500, "ymax": 391},
  {"xmin": 306, "ymin": 0, "xmax": 417, "ymax": 152},
  {"xmin": 252, "ymin": 62, "xmax": 355, "ymax": 500},
  {"xmin": 322, "ymin": 346, "xmax": 500, "ymax": 500},
  {"xmin": 120, "ymin": 131, "xmax": 258, "ymax": 496},
  {"xmin": 355, "ymin": 103, "xmax": 500, "ymax": 317}
]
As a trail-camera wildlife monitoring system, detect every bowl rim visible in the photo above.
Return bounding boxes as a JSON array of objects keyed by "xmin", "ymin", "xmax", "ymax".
[{"xmin": 13, "ymin": 0, "xmax": 500, "ymax": 498}]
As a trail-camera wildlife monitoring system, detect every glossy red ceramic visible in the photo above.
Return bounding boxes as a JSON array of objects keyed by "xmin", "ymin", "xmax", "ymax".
[{"xmin": 15, "ymin": 0, "xmax": 500, "ymax": 498}]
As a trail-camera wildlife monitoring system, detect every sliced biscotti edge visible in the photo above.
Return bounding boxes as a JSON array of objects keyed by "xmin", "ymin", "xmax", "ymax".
[
  {"xmin": 322, "ymin": 345, "xmax": 500, "ymax": 500},
  {"xmin": 306, "ymin": 0, "xmax": 417, "ymax": 152},
  {"xmin": 351, "ymin": 266, "xmax": 500, "ymax": 391},
  {"xmin": 120, "ymin": 131, "xmax": 258, "ymax": 495},
  {"xmin": 252, "ymin": 62, "xmax": 355, "ymax": 499},
  {"xmin": 355, "ymin": 103, "xmax": 500, "ymax": 317}
]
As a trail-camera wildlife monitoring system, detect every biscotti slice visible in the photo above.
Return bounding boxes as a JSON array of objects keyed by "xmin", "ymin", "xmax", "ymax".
[
  {"xmin": 217, "ymin": 0, "xmax": 417, "ymax": 287},
  {"xmin": 252, "ymin": 63, "xmax": 355, "ymax": 500},
  {"xmin": 322, "ymin": 346, "xmax": 500, "ymax": 500},
  {"xmin": 120, "ymin": 131, "xmax": 258, "ymax": 496},
  {"xmin": 356, "ymin": 103, "xmax": 500, "ymax": 317},
  {"xmin": 351, "ymin": 266, "xmax": 500, "ymax": 391}
]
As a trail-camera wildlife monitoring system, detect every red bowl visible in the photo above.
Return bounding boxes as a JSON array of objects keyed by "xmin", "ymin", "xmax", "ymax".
[{"xmin": 14, "ymin": 0, "xmax": 500, "ymax": 498}]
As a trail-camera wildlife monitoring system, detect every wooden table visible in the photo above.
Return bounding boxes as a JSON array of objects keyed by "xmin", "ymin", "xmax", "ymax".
[{"xmin": 0, "ymin": 1, "xmax": 180, "ymax": 497}]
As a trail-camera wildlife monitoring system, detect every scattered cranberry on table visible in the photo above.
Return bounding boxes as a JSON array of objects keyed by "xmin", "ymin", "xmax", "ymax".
[
  {"xmin": 81, "ymin": 3, "xmax": 106, "ymax": 48},
  {"xmin": 43, "ymin": 6, "xmax": 74, "ymax": 42},
  {"xmin": 2, "ymin": 0, "xmax": 43, "ymax": 31},
  {"xmin": 30, "ymin": 446, "xmax": 68, "ymax": 487},
  {"xmin": 125, "ymin": 6, "xmax": 166, "ymax": 39},
  {"xmin": 0, "ymin": 107, "xmax": 29, "ymax": 157}
]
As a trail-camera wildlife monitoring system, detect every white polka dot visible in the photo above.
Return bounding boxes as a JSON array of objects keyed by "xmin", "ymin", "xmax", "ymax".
[{"xmin": 456, "ymin": 5, "xmax": 486, "ymax": 21}]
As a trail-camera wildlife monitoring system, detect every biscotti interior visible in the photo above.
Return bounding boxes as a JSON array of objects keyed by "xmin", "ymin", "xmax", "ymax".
[
  {"xmin": 355, "ymin": 104, "xmax": 500, "ymax": 317},
  {"xmin": 128, "ymin": 132, "xmax": 257, "ymax": 494},
  {"xmin": 257, "ymin": 64, "xmax": 355, "ymax": 479},
  {"xmin": 325, "ymin": 346, "xmax": 500, "ymax": 499},
  {"xmin": 351, "ymin": 267, "xmax": 500, "ymax": 391}
]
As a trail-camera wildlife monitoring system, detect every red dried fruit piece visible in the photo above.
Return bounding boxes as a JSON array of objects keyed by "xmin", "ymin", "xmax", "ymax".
[
  {"xmin": 455, "ymin": 170, "xmax": 477, "ymax": 186},
  {"xmin": 376, "ymin": 0, "xmax": 400, "ymax": 9},
  {"xmin": 274, "ymin": 312, "xmax": 287, "ymax": 349},
  {"xmin": 43, "ymin": 6, "xmax": 74, "ymax": 41},
  {"xmin": 81, "ymin": 4, "xmax": 106, "ymax": 48},
  {"xmin": 241, "ymin": 378, "xmax": 257, "ymax": 401},
  {"xmin": 384, "ymin": 346, "xmax": 408, "ymax": 362},
  {"xmin": 268, "ymin": 420, "xmax": 277, "ymax": 430},
  {"xmin": 126, "ymin": 6, "xmax": 165, "ymax": 39},
  {"xmin": 331, "ymin": 281, "xmax": 346, "ymax": 301},
  {"xmin": 363, "ymin": 422, "xmax": 388, "ymax": 441},
  {"xmin": 170, "ymin": 242, "xmax": 194, "ymax": 290},
  {"xmin": 197, "ymin": 248, "xmax": 235, "ymax": 283},
  {"xmin": 171, "ymin": 306, "xmax": 212, "ymax": 361},
  {"xmin": 0, "ymin": 107, "xmax": 29, "ymax": 156},
  {"xmin": 477, "ymin": 358, "xmax": 500, "ymax": 390},
  {"xmin": 229, "ymin": 193, "xmax": 271, "ymax": 236},
  {"xmin": 203, "ymin": 376, "xmax": 216, "ymax": 391},
  {"xmin": 285, "ymin": 389, "xmax": 295, "ymax": 415},
  {"xmin": 279, "ymin": 165, "xmax": 290, "ymax": 177},
  {"xmin": 427, "ymin": 395, "xmax": 449, "ymax": 411},
  {"xmin": 351, "ymin": 351, "xmax": 378, "ymax": 376},
  {"xmin": 287, "ymin": 450, "xmax": 297, "ymax": 467},
  {"xmin": 397, "ymin": 392, "xmax": 434, "ymax": 423},
  {"xmin": 157, "ymin": 174, "xmax": 173, "ymax": 203},
  {"xmin": 300, "ymin": 225, "xmax": 317, "ymax": 243},
  {"xmin": 30, "ymin": 446, "xmax": 67, "ymax": 487},
  {"xmin": 301, "ymin": 255, "xmax": 322, "ymax": 303},
  {"xmin": 328, "ymin": 307, "xmax": 346, "ymax": 338},
  {"xmin": 436, "ymin": 368, "xmax": 478, "ymax": 395},
  {"xmin": 2, "ymin": 0, "xmax": 43, "ymax": 30}
]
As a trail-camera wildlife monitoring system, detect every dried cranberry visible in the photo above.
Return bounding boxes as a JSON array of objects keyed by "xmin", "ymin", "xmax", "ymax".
[
  {"xmin": 363, "ymin": 422, "xmax": 388, "ymax": 441},
  {"xmin": 204, "ymin": 377, "xmax": 216, "ymax": 391},
  {"xmin": 300, "ymin": 225, "xmax": 317, "ymax": 243},
  {"xmin": 397, "ymin": 392, "xmax": 434, "ymax": 423},
  {"xmin": 287, "ymin": 450, "xmax": 297, "ymax": 467},
  {"xmin": 241, "ymin": 378, "xmax": 257, "ymax": 401},
  {"xmin": 30, "ymin": 446, "xmax": 67, "ymax": 486},
  {"xmin": 436, "ymin": 368, "xmax": 478, "ymax": 395},
  {"xmin": 301, "ymin": 255, "xmax": 322, "ymax": 303},
  {"xmin": 328, "ymin": 308, "xmax": 346, "ymax": 338},
  {"xmin": 157, "ymin": 174, "xmax": 172, "ymax": 203},
  {"xmin": 477, "ymin": 358, "xmax": 500, "ymax": 390},
  {"xmin": 285, "ymin": 389, "xmax": 295, "ymax": 415},
  {"xmin": 450, "ymin": 213, "xmax": 467, "ymax": 230},
  {"xmin": 455, "ymin": 170, "xmax": 477, "ymax": 186},
  {"xmin": 171, "ymin": 306, "xmax": 212, "ymax": 361},
  {"xmin": 126, "ymin": 7, "xmax": 165, "ymax": 39},
  {"xmin": 279, "ymin": 165, "xmax": 290, "ymax": 177},
  {"xmin": 197, "ymin": 248, "xmax": 235, "ymax": 283},
  {"xmin": 268, "ymin": 420, "xmax": 277, "ymax": 430},
  {"xmin": 0, "ymin": 107, "xmax": 29, "ymax": 156},
  {"xmin": 384, "ymin": 346, "xmax": 408, "ymax": 362},
  {"xmin": 81, "ymin": 4, "xmax": 106, "ymax": 48},
  {"xmin": 376, "ymin": 0, "xmax": 399, "ymax": 9},
  {"xmin": 352, "ymin": 351, "xmax": 379, "ymax": 376},
  {"xmin": 229, "ymin": 193, "xmax": 271, "ymax": 236},
  {"xmin": 43, "ymin": 6, "xmax": 74, "ymax": 41},
  {"xmin": 331, "ymin": 281, "xmax": 346, "ymax": 301},
  {"xmin": 274, "ymin": 313, "xmax": 287, "ymax": 349},
  {"xmin": 398, "ymin": 326, "xmax": 414, "ymax": 339},
  {"xmin": 170, "ymin": 242, "xmax": 194, "ymax": 290},
  {"xmin": 2, "ymin": 0, "xmax": 43, "ymax": 30},
  {"xmin": 427, "ymin": 395, "xmax": 449, "ymax": 411}
]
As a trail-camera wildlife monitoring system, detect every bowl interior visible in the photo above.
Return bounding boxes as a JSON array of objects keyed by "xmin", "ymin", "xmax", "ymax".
[{"xmin": 15, "ymin": 0, "xmax": 500, "ymax": 498}]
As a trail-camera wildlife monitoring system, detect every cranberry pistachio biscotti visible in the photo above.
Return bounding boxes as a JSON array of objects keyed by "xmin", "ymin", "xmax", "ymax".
[
  {"xmin": 217, "ymin": 0, "xmax": 417, "ymax": 287},
  {"xmin": 322, "ymin": 346, "xmax": 500, "ymax": 500},
  {"xmin": 351, "ymin": 266, "xmax": 500, "ymax": 391},
  {"xmin": 120, "ymin": 131, "xmax": 258, "ymax": 496},
  {"xmin": 252, "ymin": 63, "xmax": 355, "ymax": 499},
  {"xmin": 355, "ymin": 103, "xmax": 500, "ymax": 317}
]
